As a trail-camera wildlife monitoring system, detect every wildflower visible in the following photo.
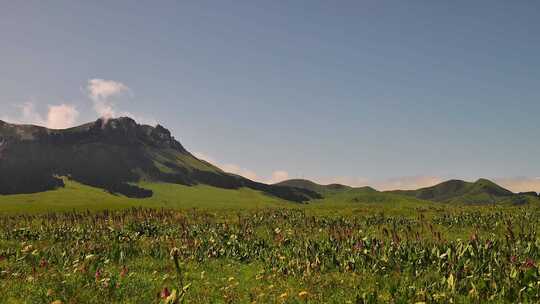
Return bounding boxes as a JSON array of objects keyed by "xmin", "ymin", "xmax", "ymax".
[
  {"xmin": 22, "ymin": 245, "xmax": 33, "ymax": 253},
  {"xmin": 160, "ymin": 287, "xmax": 171, "ymax": 299},
  {"xmin": 164, "ymin": 289, "xmax": 178, "ymax": 304},
  {"xmin": 120, "ymin": 265, "xmax": 128, "ymax": 278},
  {"xmin": 298, "ymin": 290, "xmax": 309, "ymax": 299},
  {"xmin": 95, "ymin": 269, "xmax": 102, "ymax": 281},
  {"xmin": 279, "ymin": 292, "xmax": 288, "ymax": 299},
  {"xmin": 39, "ymin": 258, "xmax": 49, "ymax": 268},
  {"xmin": 170, "ymin": 247, "xmax": 180, "ymax": 259},
  {"xmin": 524, "ymin": 258, "xmax": 535, "ymax": 269}
]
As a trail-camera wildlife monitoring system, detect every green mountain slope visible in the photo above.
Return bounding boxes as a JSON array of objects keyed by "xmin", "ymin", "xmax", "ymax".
[
  {"xmin": 275, "ymin": 179, "xmax": 353, "ymax": 195},
  {"xmin": 280, "ymin": 178, "xmax": 539, "ymax": 206},
  {"xmin": 0, "ymin": 179, "xmax": 288, "ymax": 214},
  {"xmin": 276, "ymin": 179, "xmax": 430, "ymax": 209},
  {"xmin": 0, "ymin": 118, "xmax": 319, "ymax": 202},
  {"xmin": 388, "ymin": 178, "xmax": 533, "ymax": 204}
]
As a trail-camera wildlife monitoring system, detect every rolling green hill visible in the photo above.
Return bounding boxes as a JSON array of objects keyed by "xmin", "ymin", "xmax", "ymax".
[
  {"xmin": 389, "ymin": 178, "xmax": 536, "ymax": 204},
  {"xmin": 0, "ymin": 178, "xmax": 435, "ymax": 215},
  {"xmin": 279, "ymin": 178, "xmax": 539, "ymax": 206},
  {"xmin": 277, "ymin": 179, "xmax": 432, "ymax": 212},
  {"xmin": 276, "ymin": 179, "xmax": 350, "ymax": 195},
  {"xmin": 0, "ymin": 179, "xmax": 290, "ymax": 214}
]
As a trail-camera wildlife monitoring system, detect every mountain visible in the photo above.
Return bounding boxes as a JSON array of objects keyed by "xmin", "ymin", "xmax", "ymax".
[
  {"xmin": 0, "ymin": 117, "xmax": 320, "ymax": 202},
  {"xmin": 276, "ymin": 179, "xmax": 354, "ymax": 195},
  {"xmin": 276, "ymin": 179, "xmax": 433, "ymax": 207},
  {"xmin": 1, "ymin": 118, "xmax": 536, "ymax": 206},
  {"xmin": 280, "ymin": 177, "xmax": 538, "ymax": 205},
  {"xmin": 388, "ymin": 178, "xmax": 527, "ymax": 204}
]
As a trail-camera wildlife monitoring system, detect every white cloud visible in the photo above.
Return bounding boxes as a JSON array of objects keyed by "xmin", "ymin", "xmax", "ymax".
[
  {"xmin": 193, "ymin": 152, "xmax": 216, "ymax": 164},
  {"xmin": 494, "ymin": 177, "xmax": 540, "ymax": 193},
  {"xmin": 21, "ymin": 102, "xmax": 44, "ymax": 124},
  {"xmin": 268, "ymin": 170, "xmax": 289, "ymax": 184},
  {"xmin": 4, "ymin": 102, "xmax": 46, "ymax": 125},
  {"xmin": 3, "ymin": 78, "xmax": 154, "ymax": 130},
  {"xmin": 372, "ymin": 176, "xmax": 444, "ymax": 191},
  {"xmin": 46, "ymin": 104, "xmax": 79, "ymax": 129},
  {"xmin": 85, "ymin": 79, "xmax": 154, "ymax": 125},
  {"xmin": 86, "ymin": 79, "xmax": 130, "ymax": 119},
  {"xmin": 87, "ymin": 78, "xmax": 129, "ymax": 101},
  {"xmin": 3, "ymin": 102, "xmax": 79, "ymax": 129},
  {"xmin": 220, "ymin": 163, "xmax": 259, "ymax": 181},
  {"xmin": 194, "ymin": 152, "xmax": 290, "ymax": 184},
  {"xmin": 194, "ymin": 152, "xmax": 259, "ymax": 181}
]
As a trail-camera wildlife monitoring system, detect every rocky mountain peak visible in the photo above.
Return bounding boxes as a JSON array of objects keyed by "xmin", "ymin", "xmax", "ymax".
[
  {"xmin": 89, "ymin": 117, "xmax": 186, "ymax": 151},
  {"xmin": 0, "ymin": 117, "xmax": 187, "ymax": 152}
]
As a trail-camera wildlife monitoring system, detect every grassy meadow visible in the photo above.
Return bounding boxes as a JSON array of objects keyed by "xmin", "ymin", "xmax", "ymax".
[
  {"xmin": 0, "ymin": 180, "xmax": 288, "ymax": 214},
  {"xmin": 1, "ymin": 181, "xmax": 540, "ymax": 303}
]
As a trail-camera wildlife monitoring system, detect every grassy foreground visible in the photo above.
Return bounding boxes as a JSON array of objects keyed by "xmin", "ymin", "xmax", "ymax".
[
  {"xmin": 1, "ymin": 181, "xmax": 540, "ymax": 303},
  {"xmin": 1, "ymin": 205, "xmax": 540, "ymax": 303}
]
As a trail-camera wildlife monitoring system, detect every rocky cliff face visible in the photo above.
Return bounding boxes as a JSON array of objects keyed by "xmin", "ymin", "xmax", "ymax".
[
  {"xmin": 0, "ymin": 118, "xmax": 319, "ymax": 202},
  {"xmin": 0, "ymin": 117, "xmax": 186, "ymax": 151}
]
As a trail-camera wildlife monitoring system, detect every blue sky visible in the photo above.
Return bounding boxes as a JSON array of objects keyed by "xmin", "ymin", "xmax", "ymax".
[{"xmin": 1, "ymin": 1, "xmax": 539, "ymax": 191}]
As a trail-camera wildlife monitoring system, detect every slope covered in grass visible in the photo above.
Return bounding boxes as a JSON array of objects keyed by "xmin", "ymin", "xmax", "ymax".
[
  {"xmin": 0, "ymin": 179, "xmax": 288, "ymax": 214},
  {"xmin": 276, "ymin": 179, "xmax": 352, "ymax": 195},
  {"xmin": 388, "ymin": 178, "xmax": 530, "ymax": 204},
  {"xmin": 308, "ymin": 187, "xmax": 436, "ymax": 213},
  {"xmin": 276, "ymin": 179, "xmax": 378, "ymax": 195}
]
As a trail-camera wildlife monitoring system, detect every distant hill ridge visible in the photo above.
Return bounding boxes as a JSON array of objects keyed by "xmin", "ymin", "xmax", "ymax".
[
  {"xmin": 0, "ymin": 117, "xmax": 319, "ymax": 202},
  {"xmin": 276, "ymin": 179, "xmax": 376, "ymax": 195},
  {"xmin": 388, "ymin": 178, "xmax": 515, "ymax": 204},
  {"xmin": 278, "ymin": 178, "xmax": 538, "ymax": 205}
]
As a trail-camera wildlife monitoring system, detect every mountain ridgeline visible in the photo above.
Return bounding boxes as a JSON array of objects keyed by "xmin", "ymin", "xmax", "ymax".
[
  {"xmin": 277, "ymin": 179, "xmax": 539, "ymax": 205},
  {"xmin": 388, "ymin": 179, "xmax": 537, "ymax": 204},
  {"xmin": 276, "ymin": 179, "xmax": 350, "ymax": 194},
  {"xmin": 0, "ymin": 118, "xmax": 320, "ymax": 202}
]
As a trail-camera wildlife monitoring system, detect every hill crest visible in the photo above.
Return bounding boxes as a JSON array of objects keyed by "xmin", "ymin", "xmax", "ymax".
[{"xmin": 388, "ymin": 178, "xmax": 522, "ymax": 204}]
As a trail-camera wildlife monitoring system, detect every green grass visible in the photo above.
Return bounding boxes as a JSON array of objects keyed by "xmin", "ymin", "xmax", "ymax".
[
  {"xmin": 292, "ymin": 187, "xmax": 438, "ymax": 219},
  {"xmin": 2, "ymin": 181, "xmax": 540, "ymax": 303},
  {"xmin": 148, "ymin": 147, "xmax": 220, "ymax": 173},
  {"xmin": 2, "ymin": 179, "xmax": 535, "ymax": 217},
  {"xmin": 275, "ymin": 179, "xmax": 353, "ymax": 196},
  {"xmin": 0, "ymin": 178, "xmax": 436, "ymax": 216},
  {"xmin": 0, "ymin": 180, "xmax": 288, "ymax": 214},
  {"xmin": 389, "ymin": 178, "xmax": 525, "ymax": 204},
  {"xmin": 2, "ymin": 207, "xmax": 540, "ymax": 303}
]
